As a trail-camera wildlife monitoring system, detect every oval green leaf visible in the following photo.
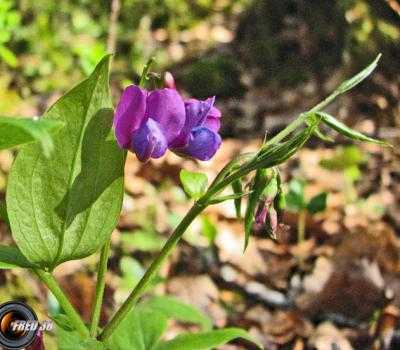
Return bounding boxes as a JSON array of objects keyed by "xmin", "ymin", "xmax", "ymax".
[
  {"xmin": 6, "ymin": 55, "xmax": 125, "ymax": 269},
  {"xmin": 0, "ymin": 201, "xmax": 10, "ymax": 228},
  {"xmin": 0, "ymin": 116, "xmax": 64, "ymax": 157},
  {"xmin": 142, "ymin": 295, "xmax": 212, "ymax": 332},
  {"xmin": 155, "ymin": 328, "xmax": 263, "ymax": 350},
  {"xmin": 0, "ymin": 245, "xmax": 34, "ymax": 269},
  {"xmin": 180, "ymin": 170, "xmax": 208, "ymax": 200},
  {"xmin": 307, "ymin": 192, "xmax": 328, "ymax": 214}
]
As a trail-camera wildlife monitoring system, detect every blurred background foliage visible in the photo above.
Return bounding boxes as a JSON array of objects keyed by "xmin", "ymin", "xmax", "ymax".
[{"xmin": 0, "ymin": 0, "xmax": 398, "ymax": 115}]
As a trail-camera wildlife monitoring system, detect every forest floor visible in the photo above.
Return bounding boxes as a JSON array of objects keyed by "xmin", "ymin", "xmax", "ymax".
[{"xmin": 0, "ymin": 73, "xmax": 399, "ymax": 350}]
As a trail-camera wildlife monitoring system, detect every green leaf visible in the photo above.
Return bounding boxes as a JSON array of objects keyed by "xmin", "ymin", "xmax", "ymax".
[
  {"xmin": 180, "ymin": 170, "xmax": 208, "ymax": 200},
  {"xmin": 6, "ymin": 55, "xmax": 125, "ymax": 268},
  {"xmin": 58, "ymin": 328, "xmax": 87, "ymax": 350},
  {"xmin": 232, "ymin": 179, "xmax": 243, "ymax": 220},
  {"xmin": 306, "ymin": 114, "xmax": 334, "ymax": 142},
  {"xmin": 319, "ymin": 145, "xmax": 367, "ymax": 171},
  {"xmin": 0, "ymin": 116, "xmax": 64, "ymax": 157},
  {"xmin": 208, "ymin": 191, "xmax": 251, "ymax": 205},
  {"xmin": 317, "ymin": 112, "xmax": 391, "ymax": 146},
  {"xmin": 0, "ymin": 245, "xmax": 34, "ymax": 269},
  {"xmin": 336, "ymin": 54, "xmax": 381, "ymax": 94},
  {"xmin": 155, "ymin": 328, "xmax": 263, "ymax": 350},
  {"xmin": 142, "ymin": 296, "xmax": 212, "ymax": 331},
  {"xmin": 286, "ymin": 179, "xmax": 306, "ymax": 212},
  {"xmin": 119, "ymin": 256, "xmax": 145, "ymax": 290},
  {"xmin": 256, "ymin": 122, "xmax": 318, "ymax": 170},
  {"xmin": 0, "ymin": 201, "xmax": 10, "ymax": 227},
  {"xmin": 51, "ymin": 314, "xmax": 75, "ymax": 332},
  {"xmin": 121, "ymin": 230, "xmax": 166, "ymax": 252},
  {"xmin": 307, "ymin": 192, "xmax": 328, "ymax": 214},
  {"xmin": 344, "ymin": 165, "xmax": 362, "ymax": 182},
  {"xmin": 58, "ymin": 327, "xmax": 106, "ymax": 350},
  {"xmin": 201, "ymin": 216, "xmax": 217, "ymax": 244},
  {"xmin": 106, "ymin": 307, "xmax": 168, "ymax": 350},
  {"xmin": 0, "ymin": 45, "xmax": 18, "ymax": 67}
]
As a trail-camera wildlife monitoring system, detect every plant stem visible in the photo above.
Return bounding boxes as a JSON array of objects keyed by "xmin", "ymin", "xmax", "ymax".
[
  {"xmin": 98, "ymin": 123, "xmax": 316, "ymax": 341},
  {"xmin": 106, "ymin": 0, "xmax": 121, "ymax": 53},
  {"xmin": 266, "ymin": 112, "xmax": 309, "ymax": 146},
  {"xmin": 98, "ymin": 203, "xmax": 205, "ymax": 341},
  {"xmin": 265, "ymin": 83, "xmax": 347, "ymax": 147},
  {"xmin": 34, "ymin": 269, "xmax": 89, "ymax": 338},
  {"xmin": 90, "ymin": 240, "xmax": 111, "ymax": 337}
]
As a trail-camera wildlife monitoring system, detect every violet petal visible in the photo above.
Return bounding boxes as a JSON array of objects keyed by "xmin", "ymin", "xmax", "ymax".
[
  {"xmin": 182, "ymin": 126, "xmax": 222, "ymax": 161},
  {"xmin": 255, "ymin": 202, "xmax": 269, "ymax": 225},
  {"xmin": 204, "ymin": 116, "xmax": 221, "ymax": 132},
  {"xmin": 114, "ymin": 85, "xmax": 148, "ymax": 149},
  {"xmin": 146, "ymin": 88, "xmax": 185, "ymax": 143},
  {"xmin": 131, "ymin": 118, "xmax": 167, "ymax": 162},
  {"xmin": 171, "ymin": 99, "xmax": 213, "ymax": 148}
]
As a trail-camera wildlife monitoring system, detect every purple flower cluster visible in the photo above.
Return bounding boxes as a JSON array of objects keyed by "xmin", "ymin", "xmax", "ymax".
[{"xmin": 114, "ymin": 86, "xmax": 222, "ymax": 162}]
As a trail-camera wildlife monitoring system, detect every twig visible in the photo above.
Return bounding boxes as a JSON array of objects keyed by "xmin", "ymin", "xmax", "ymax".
[{"xmin": 106, "ymin": 0, "xmax": 121, "ymax": 53}]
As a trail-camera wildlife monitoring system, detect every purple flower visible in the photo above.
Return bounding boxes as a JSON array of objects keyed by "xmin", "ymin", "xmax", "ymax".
[
  {"xmin": 114, "ymin": 86, "xmax": 185, "ymax": 162},
  {"xmin": 114, "ymin": 85, "xmax": 222, "ymax": 162},
  {"xmin": 171, "ymin": 97, "xmax": 222, "ymax": 161}
]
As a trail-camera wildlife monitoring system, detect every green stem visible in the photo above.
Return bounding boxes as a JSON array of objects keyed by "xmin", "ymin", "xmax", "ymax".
[
  {"xmin": 98, "ymin": 203, "xmax": 205, "ymax": 341},
  {"xmin": 96, "ymin": 57, "xmax": 378, "ymax": 342},
  {"xmin": 266, "ymin": 112, "xmax": 309, "ymax": 146},
  {"xmin": 34, "ymin": 269, "xmax": 89, "ymax": 338},
  {"xmin": 265, "ymin": 85, "xmax": 345, "ymax": 147},
  {"xmin": 139, "ymin": 56, "xmax": 156, "ymax": 87},
  {"xmin": 90, "ymin": 240, "xmax": 111, "ymax": 337}
]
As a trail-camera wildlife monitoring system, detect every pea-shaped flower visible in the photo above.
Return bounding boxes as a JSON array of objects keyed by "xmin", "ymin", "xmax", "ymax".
[
  {"xmin": 114, "ymin": 85, "xmax": 222, "ymax": 162},
  {"xmin": 114, "ymin": 86, "xmax": 186, "ymax": 162},
  {"xmin": 171, "ymin": 97, "xmax": 222, "ymax": 161}
]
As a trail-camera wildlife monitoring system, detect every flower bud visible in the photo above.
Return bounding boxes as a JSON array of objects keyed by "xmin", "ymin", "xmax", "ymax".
[
  {"xmin": 244, "ymin": 168, "xmax": 273, "ymax": 250},
  {"xmin": 253, "ymin": 174, "xmax": 277, "ymax": 222},
  {"xmin": 274, "ymin": 191, "xmax": 286, "ymax": 220},
  {"xmin": 163, "ymin": 71, "xmax": 176, "ymax": 89},
  {"xmin": 274, "ymin": 170, "xmax": 286, "ymax": 220},
  {"xmin": 261, "ymin": 175, "xmax": 278, "ymax": 202}
]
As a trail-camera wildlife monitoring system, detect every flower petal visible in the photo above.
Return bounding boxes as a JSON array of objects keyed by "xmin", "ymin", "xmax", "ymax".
[
  {"xmin": 114, "ymin": 85, "xmax": 148, "ymax": 149},
  {"xmin": 146, "ymin": 88, "xmax": 185, "ymax": 143},
  {"xmin": 205, "ymin": 97, "xmax": 221, "ymax": 118},
  {"xmin": 255, "ymin": 202, "xmax": 269, "ymax": 225},
  {"xmin": 131, "ymin": 118, "xmax": 167, "ymax": 162},
  {"xmin": 180, "ymin": 126, "xmax": 222, "ymax": 161},
  {"xmin": 171, "ymin": 99, "xmax": 213, "ymax": 148},
  {"xmin": 204, "ymin": 116, "xmax": 221, "ymax": 132},
  {"xmin": 208, "ymin": 106, "xmax": 221, "ymax": 118}
]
